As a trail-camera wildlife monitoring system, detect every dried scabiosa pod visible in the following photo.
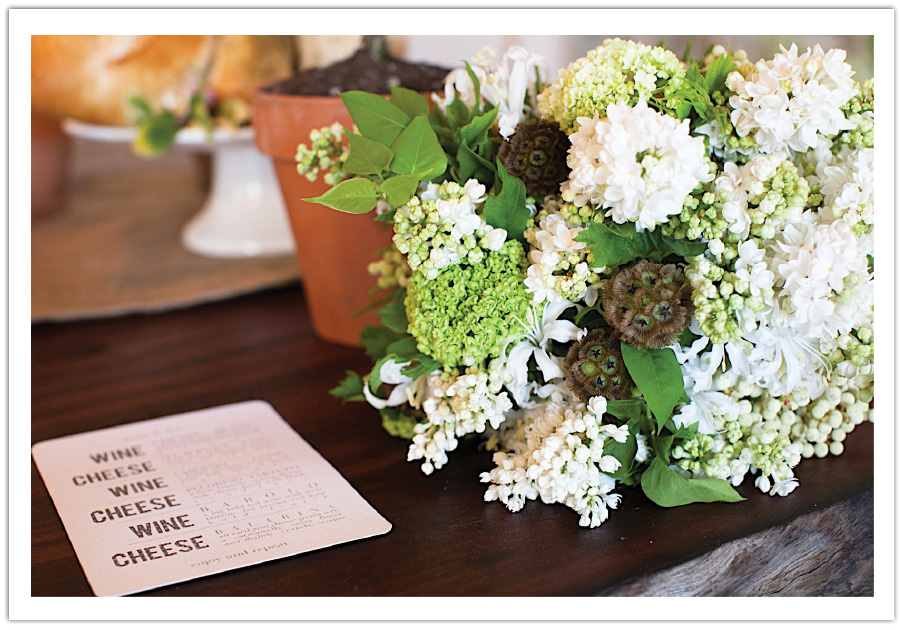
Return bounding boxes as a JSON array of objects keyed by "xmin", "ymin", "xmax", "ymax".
[
  {"xmin": 563, "ymin": 328, "xmax": 634, "ymax": 402},
  {"xmin": 498, "ymin": 118, "xmax": 569, "ymax": 196},
  {"xmin": 603, "ymin": 259, "xmax": 693, "ymax": 349}
]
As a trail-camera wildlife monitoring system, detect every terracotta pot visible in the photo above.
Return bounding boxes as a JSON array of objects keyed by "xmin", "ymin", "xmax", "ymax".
[
  {"xmin": 31, "ymin": 110, "xmax": 71, "ymax": 219},
  {"xmin": 252, "ymin": 90, "xmax": 393, "ymax": 347}
]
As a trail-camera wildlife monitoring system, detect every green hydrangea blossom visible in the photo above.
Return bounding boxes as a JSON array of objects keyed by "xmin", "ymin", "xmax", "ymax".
[
  {"xmin": 538, "ymin": 38, "xmax": 687, "ymax": 133},
  {"xmin": 406, "ymin": 240, "xmax": 530, "ymax": 367}
]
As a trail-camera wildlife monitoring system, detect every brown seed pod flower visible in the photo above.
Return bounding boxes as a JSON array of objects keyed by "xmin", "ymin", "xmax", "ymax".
[
  {"xmin": 498, "ymin": 118, "xmax": 569, "ymax": 196},
  {"xmin": 563, "ymin": 328, "xmax": 634, "ymax": 402},
  {"xmin": 603, "ymin": 259, "xmax": 693, "ymax": 349}
]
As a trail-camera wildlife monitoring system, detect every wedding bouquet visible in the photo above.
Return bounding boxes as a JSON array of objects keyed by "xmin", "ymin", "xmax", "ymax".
[{"xmin": 305, "ymin": 39, "xmax": 874, "ymax": 527}]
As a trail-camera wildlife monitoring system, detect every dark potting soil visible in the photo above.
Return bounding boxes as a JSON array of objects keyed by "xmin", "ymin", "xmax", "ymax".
[{"xmin": 262, "ymin": 48, "xmax": 450, "ymax": 97}]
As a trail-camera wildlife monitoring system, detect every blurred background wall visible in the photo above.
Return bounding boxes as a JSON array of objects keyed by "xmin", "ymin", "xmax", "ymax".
[{"xmin": 403, "ymin": 34, "xmax": 875, "ymax": 81}]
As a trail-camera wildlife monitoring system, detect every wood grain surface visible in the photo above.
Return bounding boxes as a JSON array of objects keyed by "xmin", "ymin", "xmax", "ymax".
[{"xmin": 31, "ymin": 286, "xmax": 875, "ymax": 597}]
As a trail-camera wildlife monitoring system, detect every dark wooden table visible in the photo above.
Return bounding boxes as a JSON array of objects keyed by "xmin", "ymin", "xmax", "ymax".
[{"xmin": 31, "ymin": 286, "xmax": 874, "ymax": 597}]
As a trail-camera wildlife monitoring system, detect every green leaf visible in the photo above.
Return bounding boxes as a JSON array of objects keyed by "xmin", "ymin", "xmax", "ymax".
[
  {"xmin": 401, "ymin": 359, "xmax": 441, "ymax": 380},
  {"xmin": 604, "ymin": 399, "xmax": 646, "ymax": 423},
  {"xmin": 340, "ymin": 91, "xmax": 411, "ymax": 146},
  {"xmin": 189, "ymin": 93, "xmax": 214, "ymax": 136},
  {"xmin": 128, "ymin": 94, "xmax": 153, "ymax": 124},
  {"xmin": 374, "ymin": 208, "xmax": 398, "ymax": 224},
  {"xmin": 385, "ymin": 335, "xmax": 419, "ymax": 358},
  {"xmin": 376, "ymin": 293, "xmax": 409, "ymax": 334},
  {"xmin": 379, "ymin": 174, "xmax": 421, "ymax": 208},
  {"xmin": 483, "ymin": 160, "xmax": 528, "ymax": 240},
  {"xmin": 574, "ymin": 221, "xmax": 637, "ymax": 268},
  {"xmin": 330, "ymin": 371, "xmax": 366, "ymax": 402},
  {"xmin": 384, "ymin": 336, "xmax": 441, "ymax": 378},
  {"xmin": 446, "ymin": 97, "xmax": 470, "ymax": 128},
  {"xmin": 389, "ymin": 116, "xmax": 447, "ymax": 181},
  {"xmin": 703, "ymin": 53, "xmax": 736, "ymax": 94},
  {"xmin": 132, "ymin": 112, "xmax": 180, "ymax": 158},
  {"xmin": 867, "ymin": 254, "xmax": 874, "ymax": 274},
  {"xmin": 304, "ymin": 177, "xmax": 377, "ymax": 214},
  {"xmin": 344, "ymin": 131, "xmax": 394, "ymax": 176},
  {"xmin": 390, "ymin": 86, "xmax": 429, "ymax": 118},
  {"xmin": 464, "ymin": 61, "xmax": 482, "ymax": 115},
  {"xmin": 641, "ymin": 457, "xmax": 745, "ymax": 507},
  {"xmin": 651, "ymin": 433, "xmax": 675, "ymax": 465},
  {"xmin": 575, "ymin": 221, "xmax": 706, "ymax": 268},
  {"xmin": 602, "ymin": 427, "xmax": 637, "ymax": 476},
  {"xmin": 360, "ymin": 325, "xmax": 406, "ymax": 361},
  {"xmin": 620, "ymin": 343, "xmax": 685, "ymax": 431},
  {"xmin": 460, "ymin": 105, "xmax": 499, "ymax": 148},
  {"xmin": 458, "ymin": 139, "xmax": 496, "ymax": 184}
]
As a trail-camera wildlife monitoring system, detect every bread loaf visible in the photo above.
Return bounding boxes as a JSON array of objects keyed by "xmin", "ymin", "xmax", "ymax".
[{"xmin": 32, "ymin": 35, "xmax": 295, "ymax": 126}]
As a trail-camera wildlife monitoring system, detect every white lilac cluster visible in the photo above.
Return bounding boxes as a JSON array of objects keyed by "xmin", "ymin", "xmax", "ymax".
[
  {"xmin": 523, "ymin": 202, "xmax": 602, "ymax": 305},
  {"xmin": 332, "ymin": 39, "xmax": 875, "ymax": 530},
  {"xmin": 727, "ymin": 44, "xmax": 857, "ymax": 155},
  {"xmin": 767, "ymin": 211, "xmax": 873, "ymax": 340},
  {"xmin": 817, "ymin": 147, "xmax": 875, "ymax": 240},
  {"xmin": 407, "ymin": 368, "xmax": 513, "ymax": 475},
  {"xmin": 392, "ymin": 179, "xmax": 507, "ymax": 280},
  {"xmin": 481, "ymin": 396, "xmax": 628, "ymax": 527},
  {"xmin": 564, "ymin": 100, "xmax": 712, "ymax": 231}
]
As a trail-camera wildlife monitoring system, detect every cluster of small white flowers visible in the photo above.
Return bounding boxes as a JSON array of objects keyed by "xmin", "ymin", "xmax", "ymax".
[
  {"xmin": 727, "ymin": 43, "xmax": 857, "ymax": 155},
  {"xmin": 564, "ymin": 100, "xmax": 712, "ymax": 231},
  {"xmin": 817, "ymin": 147, "xmax": 874, "ymax": 242},
  {"xmin": 714, "ymin": 153, "xmax": 809, "ymax": 240},
  {"xmin": 392, "ymin": 179, "xmax": 507, "ymax": 281},
  {"xmin": 767, "ymin": 211, "xmax": 874, "ymax": 340},
  {"xmin": 781, "ymin": 379, "xmax": 873, "ymax": 460},
  {"xmin": 408, "ymin": 368, "xmax": 513, "ymax": 475},
  {"xmin": 523, "ymin": 208, "xmax": 601, "ymax": 305},
  {"xmin": 481, "ymin": 397, "xmax": 628, "ymax": 527},
  {"xmin": 436, "ymin": 45, "xmax": 549, "ymax": 138}
]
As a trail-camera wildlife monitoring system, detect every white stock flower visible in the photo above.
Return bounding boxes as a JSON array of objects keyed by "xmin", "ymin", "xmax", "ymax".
[{"xmin": 566, "ymin": 100, "xmax": 711, "ymax": 231}]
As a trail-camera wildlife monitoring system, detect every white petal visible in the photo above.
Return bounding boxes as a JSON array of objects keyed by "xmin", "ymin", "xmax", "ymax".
[{"xmin": 534, "ymin": 348, "xmax": 565, "ymax": 382}]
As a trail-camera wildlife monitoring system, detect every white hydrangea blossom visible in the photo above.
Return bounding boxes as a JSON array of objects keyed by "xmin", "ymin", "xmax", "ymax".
[
  {"xmin": 481, "ymin": 399, "xmax": 627, "ymax": 527},
  {"xmin": 564, "ymin": 100, "xmax": 712, "ymax": 231},
  {"xmin": 408, "ymin": 369, "xmax": 514, "ymax": 475},
  {"xmin": 727, "ymin": 43, "xmax": 856, "ymax": 154},
  {"xmin": 435, "ymin": 45, "xmax": 548, "ymax": 138},
  {"xmin": 767, "ymin": 211, "xmax": 874, "ymax": 340}
]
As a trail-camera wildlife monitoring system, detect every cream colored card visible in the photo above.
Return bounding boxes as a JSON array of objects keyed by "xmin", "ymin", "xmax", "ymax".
[{"xmin": 32, "ymin": 400, "xmax": 392, "ymax": 596}]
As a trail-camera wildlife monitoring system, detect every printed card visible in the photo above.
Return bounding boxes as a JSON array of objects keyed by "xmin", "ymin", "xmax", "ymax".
[{"xmin": 31, "ymin": 400, "xmax": 392, "ymax": 596}]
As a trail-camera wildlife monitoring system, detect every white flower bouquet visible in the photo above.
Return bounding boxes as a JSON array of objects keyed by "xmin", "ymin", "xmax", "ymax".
[{"xmin": 306, "ymin": 39, "xmax": 875, "ymax": 528}]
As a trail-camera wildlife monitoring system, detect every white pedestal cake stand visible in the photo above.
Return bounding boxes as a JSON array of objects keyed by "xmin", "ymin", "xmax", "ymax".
[{"xmin": 62, "ymin": 120, "xmax": 295, "ymax": 259}]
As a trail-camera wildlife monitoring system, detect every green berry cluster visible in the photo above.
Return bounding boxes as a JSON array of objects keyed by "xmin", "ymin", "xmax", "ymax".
[
  {"xmin": 744, "ymin": 160, "xmax": 810, "ymax": 240},
  {"xmin": 685, "ymin": 254, "xmax": 772, "ymax": 344},
  {"xmin": 834, "ymin": 79, "xmax": 874, "ymax": 151},
  {"xmin": 295, "ymin": 123, "xmax": 347, "ymax": 185}
]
